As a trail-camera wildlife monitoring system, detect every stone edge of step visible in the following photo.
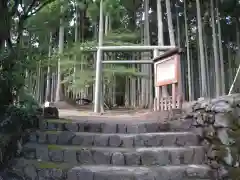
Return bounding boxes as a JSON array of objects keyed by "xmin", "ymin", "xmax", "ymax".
[
  {"xmin": 29, "ymin": 130, "xmax": 198, "ymax": 147},
  {"xmin": 15, "ymin": 159, "xmax": 213, "ymax": 180},
  {"xmin": 22, "ymin": 143, "xmax": 205, "ymax": 166},
  {"xmin": 23, "ymin": 142, "xmax": 203, "ymax": 152},
  {"xmin": 34, "ymin": 131, "xmax": 197, "ymax": 136},
  {"xmin": 41, "ymin": 118, "xmax": 194, "ymax": 133}
]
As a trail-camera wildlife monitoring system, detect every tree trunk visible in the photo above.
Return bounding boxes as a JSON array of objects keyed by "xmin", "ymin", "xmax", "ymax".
[
  {"xmin": 141, "ymin": 0, "xmax": 151, "ymax": 108},
  {"xmin": 203, "ymin": 23, "xmax": 210, "ymax": 97},
  {"xmin": 130, "ymin": 74, "xmax": 136, "ymax": 107},
  {"xmin": 164, "ymin": 0, "xmax": 176, "ymax": 97},
  {"xmin": 45, "ymin": 32, "xmax": 52, "ymax": 102},
  {"xmin": 235, "ymin": 19, "xmax": 240, "ymax": 92},
  {"xmin": 236, "ymin": 19, "xmax": 240, "ymax": 65},
  {"xmin": 216, "ymin": 0, "xmax": 225, "ymax": 94},
  {"xmin": 210, "ymin": 0, "xmax": 221, "ymax": 97},
  {"xmin": 176, "ymin": 5, "xmax": 181, "ymax": 47},
  {"xmin": 51, "ymin": 73, "xmax": 55, "ymax": 102},
  {"xmin": 73, "ymin": 2, "xmax": 79, "ymax": 99},
  {"xmin": 227, "ymin": 43, "xmax": 233, "ymax": 88},
  {"xmin": 157, "ymin": 0, "xmax": 164, "ymax": 46},
  {"xmin": 157, "ymin": 0, "xmax": 168, "ymax": 97},
  {"xmin": 125, "ymin": 77, "xmax": 130, "ymax": 107},
  {"xmin": 55, "ymin": 5, "xmax": 65, "ymax": 102},
  {"xmin": 196, "ymin": 34, "xmax": 202, "ymax": 97},
  {"xmin": 196, "ymin": 0, "xmax": 207, "ymax": 97},
  {"xmin": 36, "ymin": 61, "xmax": 41, "ymax": 103},
  {"xmin": 190, "ymin": 48, "xmax": 195, "ymax": 99},
  {"xmin": 165, "ymin": 0, "xmax": 176, "ymax": 45},
  {"xmin": 183, "ymin": 0, "xmax": 193, "ymax": 101}
]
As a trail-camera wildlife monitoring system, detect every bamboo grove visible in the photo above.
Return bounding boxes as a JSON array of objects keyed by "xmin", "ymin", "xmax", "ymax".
[{"xmin": 0, "ymin": 0, "xmax": 240, "ymax": 112}]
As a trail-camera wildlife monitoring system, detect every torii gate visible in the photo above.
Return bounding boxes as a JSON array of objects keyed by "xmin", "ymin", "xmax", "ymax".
[{"xmin": 93, "ymin": 0, "xmax": 183, "ymax": 113}]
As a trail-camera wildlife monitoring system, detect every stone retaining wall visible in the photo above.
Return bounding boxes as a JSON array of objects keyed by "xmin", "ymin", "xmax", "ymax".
[
  {"xmin": 0, "ymin": 131, "xmax": 30, "ymax": 165},
  {"xmin": 186, "ymin": 94, "xmax": 240, "ymax": 180}
]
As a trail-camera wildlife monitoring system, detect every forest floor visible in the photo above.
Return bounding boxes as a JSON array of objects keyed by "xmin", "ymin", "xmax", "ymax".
[
  {"xmin": 55, "ymin": 101, "xmax": 151, "ymax": 117},
  {"xmin": 54, "ymin": 101, "xmax": 185, "ymax": 122},
  {"xmin": 58, "ymin": 108, "xmax": 153, "ymax": 122},
  {"xmin": 57, "ymin": 104, "xmax": 174, "ymax": 123}
]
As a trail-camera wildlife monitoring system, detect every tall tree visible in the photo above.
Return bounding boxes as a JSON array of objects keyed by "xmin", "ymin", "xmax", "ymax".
[
  {"xmin": 0, "ymin": 0, "xmax": 56, "ymax": 112},
  {"xmin": 184, "ymin": 0, "xmax": 193, "ymax": 101},
  {"xmin": 196, "ymin": 0, "xmax": 208, "ymax": 97},
  {"xmin": 55, "ymin": 2, "xmax": 65, "ymax": 102},
  {"xmin": 165, "ymin": 0, "xmax": 176, "ymax": 45},
  {"xmin": 210, "ymin": 0, "xmax": 221, "ymax": 97}
]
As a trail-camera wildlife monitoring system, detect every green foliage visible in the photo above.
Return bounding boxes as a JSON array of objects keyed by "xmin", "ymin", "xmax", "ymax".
[
  {"xmin": 18, "ymin": 88, "xmax": 41, "ymax": 110},
  {"xmin": 2, "ymin": 0, "xmax": 240, "ymax": 173},
  {"xmin": 1, "ymin": 105, "xmax": 39, "ymax": 133},
  {"xmin": 86, "ymin": 1, "xmax": 100, "ymax": 22},
  {"xmin": 0, "ymin": 93, "xmax": 41, "ymax": 168},
  {"xmin": 54, "ymin": 24, "xmax": 144, "ymax": 91},
  {"xmin": 104, "ymin": 30, "xmax": 141, "ymax": 43},
  {"xmin": 0, "ymin": 88, "xmax": 40, "ymax": 134},
  {"xmin": 59, "ymin": 34, "xmax": 146, "ymax": 91},
  {"xmin": 26, "ymin": 0, "xmax": 63, "ymax": 31}
]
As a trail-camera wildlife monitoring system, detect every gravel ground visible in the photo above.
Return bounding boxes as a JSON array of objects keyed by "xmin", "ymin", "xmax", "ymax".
[
  {"xmin": 55, "ymin": 101, "xmax": 184, "ymax": 123},
  {"xmin": 58, "ymin": 108, "xmax": 173, "ymax": 123}
]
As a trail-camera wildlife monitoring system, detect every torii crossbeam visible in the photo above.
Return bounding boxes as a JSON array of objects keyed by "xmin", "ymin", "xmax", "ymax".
[{"xmin": 93, "ymin": 0, "xmax": 182, "ymax": 113}]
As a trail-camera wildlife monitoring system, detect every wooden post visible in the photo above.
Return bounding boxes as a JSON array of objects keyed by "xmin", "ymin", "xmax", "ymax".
[{"xmin": 172, "ymin": 83, "xmax": 176, "ymax": 109}]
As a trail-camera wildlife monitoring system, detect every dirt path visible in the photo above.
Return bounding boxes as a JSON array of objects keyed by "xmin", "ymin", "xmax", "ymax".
[
  {"xmin": 55, "ymin": 101, "xmax": 182, "ymax": 123},
  {"xmin": 58, "ymin": 108, "xmax": 173, "ymax": 124},
  {"xmin": 59, "ymin": 109, "xmax": 150, "ymax": 117}
]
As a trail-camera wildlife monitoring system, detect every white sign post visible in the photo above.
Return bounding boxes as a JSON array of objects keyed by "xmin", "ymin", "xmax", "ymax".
[
  {"xmin": 155, "ymin": 55, "xmax": 179, "ymax": 86},
  {"xmin": 153, "ymin": 50, "xmax": 182, "ymax": 110}
]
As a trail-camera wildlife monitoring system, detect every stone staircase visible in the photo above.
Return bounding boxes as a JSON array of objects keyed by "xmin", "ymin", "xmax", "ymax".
[{"xmin": 15, "ymin": 114, "xmax": 214, "ymax": 180}]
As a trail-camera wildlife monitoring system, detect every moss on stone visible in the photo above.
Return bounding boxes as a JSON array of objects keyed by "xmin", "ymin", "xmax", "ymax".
[
  {"xmin": 230, "ymin": 147, "xmax": 239, "ymax": 166},
  {"xmin": 47, "ymin": 144, "xmax": 62, "ymax": 150},
  {"xmin": 45, "ymin": 118, "xmax": 73, "ymax": 123},
  {"xmin": 228, "ymin": 167, "xmax": 240, "ymax": 180},
  {"xmin": 37, "ymin": 162, "xmax": 60, "ymax": 169},
  {"xmin": 228, "ymin": 129, "xmax": 240, "ymax": 140},
  {"xmin": 214, "ymin": 148, "xmax": 227, "ymax": 161},
  {"xmin": 36, "ymin": 161, "xmax": 69, "ymax": 169},
  {"xmin": 228, "ymin": 115, "xmax": 240, "ymax": 130},
  {"xmin": 0, "ymin": 134, "xmax": 12, "ymax": 146},
  {"xmin": 45, "ymin": 131, "xmax": 61, "ymax": 134},
  {"xmin": 208, "ymin": 137, "xmax": 223, "ymax": 147},
  {"xmin": 190, "ymin": 95, "xmax": 240, "ymax": 179}
]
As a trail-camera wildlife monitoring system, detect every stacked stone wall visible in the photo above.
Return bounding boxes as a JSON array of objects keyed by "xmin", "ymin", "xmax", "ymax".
[{"xmin": 186, "ymin": 94, "xmax": 240, "ymax": 180}]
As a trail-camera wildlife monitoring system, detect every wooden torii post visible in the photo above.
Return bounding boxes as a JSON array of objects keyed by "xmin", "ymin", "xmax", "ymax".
[{"xmin": 153, "ymin": 48, "xmax": 183, "ymax": 111}]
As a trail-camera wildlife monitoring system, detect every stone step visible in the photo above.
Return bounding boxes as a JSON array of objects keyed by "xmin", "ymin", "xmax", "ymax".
[
  {"xmin": 41, "ymin": 118, "xmax": 193, "ymax": 133},
  {"xmin": 14, "ymin": 159, "xmax": 212, "ymax": 180},
  {"xmin": 23, "ymin": 143, "xmax": 205, "ymax": 166},
  {"xmin": 30, "ymin": 131, "xmax": 199, "ymax": 147}
]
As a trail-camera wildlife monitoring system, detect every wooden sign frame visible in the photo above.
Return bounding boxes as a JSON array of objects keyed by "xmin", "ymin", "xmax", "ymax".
[
  {"xmin": 154, "ymin": 54, "xmax": 180, "ymax": 86},
  {"xmin": 153, "ymin": 48, "xmax": 183, "ymax": 111}
]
